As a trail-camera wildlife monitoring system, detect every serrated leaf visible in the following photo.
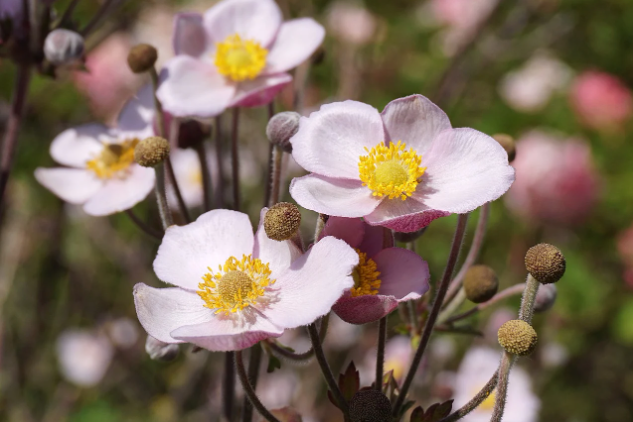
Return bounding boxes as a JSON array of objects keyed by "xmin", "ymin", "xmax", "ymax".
[
  {"xmin": 267, "ymin": 354, "xmax": 281, "ymax": 373},
  {"xmin": 338, "ymin": 361, "xmax": 360, "ymax": 402}
]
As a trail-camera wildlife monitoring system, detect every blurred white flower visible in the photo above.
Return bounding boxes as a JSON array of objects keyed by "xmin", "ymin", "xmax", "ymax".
[
  {"xmin": 107, "ymin": 317, "xmax": 139, "ymax": 349},
  {"xmin": 327, "ymin": 1, "xmax": 377, "ymax": 45},
  {"xmin": 56, "ymin": 329, "xmax": 114, "ymax": 387},
  {"xmin": 361, "ymin": 335, "xmax": 414, "ymax": 385},
  {"xmin": 168, "ymin": 148, "xmax": 204, "ymax": 208},
  {"xmin": 257, "ymin": 369, "xmax": 299, "ymax": 409},
  {"xmin": 325, "ymin": 313, "xmax": 362, "ymax": 351},
  {"xmin": 541, "ymin": 341, "xmax": 568, "ymax": 368}
]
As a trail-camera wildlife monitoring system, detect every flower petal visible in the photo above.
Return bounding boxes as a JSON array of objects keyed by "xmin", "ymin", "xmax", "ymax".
[
  {"xmin": 364, "ymin": 197, "xmax": 450, "ymax": 232},
  {"xmin": 319, "ymin": 216, "xmax": 365, "ymax": 248},
  {"xmin": 203, "ymin": 0, "xmax": 282, "ymax": 47},
  {"xmin": 153, "ymin": 209, "xmax": 254, "ymax": 291},
  {"xmin": 289, "ymin": 174, "xmax": 380, "ymax": 217},
  {"xmin": 290, "ymin": 100, "xmax": 384, "ymax": 179},
  {"xmin": 133, "ymin": 284, "xmax": 213, "ymax": 344},
  {"xmin": 82, "ymin": 165, "xmax": 155, "ymax": 216},
  {"xmin": 261, "ymin": 237, "xmax": 358, "ymax": 329},
  {"xmin": 332, "ymin": 293, "xmax": 399, "ymax": 325},
  {"xmin": 50, "ymin": 124, "xmax": 111, "ymax": 168},
  {"xmin": 373, "ymin": 248, "xmax": 429, "ymax": 300},
  {"xmin": 381, "ymin": 94, "xmax": 452, "ymax": 156},
  {"xmin": 173, "ymin": 12, "xmax": 207, "ymax": 57},
  {"xmin": 157, "ymin": 56, "xmax": 235, "ymax": 118},
  {"xmin": 34, "ymin": 168, "xmax": 102, "ymax": 204},
  {"xmin": 357, "ymin": 223, "xmax": 385, "ymax": 258},
  {"xmin": 415, "ymin": 128, "xmax": 515, "ymax": 213},
  {"xmin": 230, "ymin": 73, "xmax": 292, "ymax": 108},
  {"xmin": 264, "ymin": 18, "xmax": 325, "ymax": 74},
  {"xmin": 253, "ymin": 208, "xmax": 303, "ymax": 280},
  {"xmin": 116, "ymin": 83, "xmax": 156, "ymax": 140}
]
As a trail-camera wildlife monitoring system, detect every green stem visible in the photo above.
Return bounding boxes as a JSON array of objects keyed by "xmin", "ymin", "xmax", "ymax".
[
  {"xmin": 518, "ymin": 274, "xmax": 540, "ymax": 324},
  {"xmin": 490, "ymin": 352, "xmax": 515, "ymax": 422}
]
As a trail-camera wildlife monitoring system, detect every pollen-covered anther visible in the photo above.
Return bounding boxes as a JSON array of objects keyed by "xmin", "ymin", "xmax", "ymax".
[
  {"xmin": 134, "ymin": 136, "xmax": 170, "ymax": 168},
  {"xmin": 214, "ymin": 34, "xmax": 268, "ymax": 81},
  {"xmin": 350, "ymin": 250, "xmax": 381, "ymax": 297},
  {"xmin": 264, "ymin": 202, "xmax": 302, "ymax": 241},
  {"xmin": 525, "ymin": 243, "xmax": 566, "ymax": 284},
  {"xmin": 358, "ymin": 141, "xmax": 426, "ymax": 200},
  {"xmin": 86, "ymin": 139, "xmax": 139, "ymax": 179},
  {"xmin": 498, "ymin": 319, "xmax": 538, "ymax": 356}
]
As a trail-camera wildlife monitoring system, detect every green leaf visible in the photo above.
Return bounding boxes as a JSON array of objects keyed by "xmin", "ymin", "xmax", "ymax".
[{"xmin": 267, "ymin": 354, "xmax": 281, "ymax": 373}]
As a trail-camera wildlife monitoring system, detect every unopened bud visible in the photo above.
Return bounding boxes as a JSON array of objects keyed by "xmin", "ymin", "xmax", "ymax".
[
  {"xmin": 145, "ymin": 336, "xmax": 179, "ymax": 361},
  {"xmin": 349, "ymin": 390, "xmax": 391, "ymax": 422},
  {"xmin": 525, "ymin": 243, "xmax": 565, "ymax": 284},
  {"xmin": 44, "ymin": 29, "xmax": 84, "ymax": 65},
  {"xmin": 178, "ymin": 119, "xmax": 211, "ymax": 149},
  {"xmin": 493, "ymin": 133, "xmax": 516, "ymax": 163},
  {"xmin": 264, "ymin": 202, "xmax": 302, "ymax": 241},
  {"xmin": 135, "ymin": 136, "xmax": 170, "ymax": 167},
  {"xmin": 463, "ymin": 265, "xmax": 499, "ymax": 304},
  {"xmin": 266, "ymin": 112, "xmax": 300, "ymax": 153},
  {"xmin": 533, "ymin": 283, "xmax": 557, "ymax": 313},
  {"xmin": 394, "ymin": 226, "xmax": 427, "ymax": 243},
  {"xmin": 497, "ymin": 319, "xmax": 538, "ymax": 356},
  {"xmin": 127, "ymin": 43, "xmax": 158, "ymax": 74}
]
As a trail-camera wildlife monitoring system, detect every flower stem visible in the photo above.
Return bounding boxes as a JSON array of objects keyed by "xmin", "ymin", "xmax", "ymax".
[
  {"xmin": 268, "ymin": 145, "xmax": 284, "ymax": 207},
  {"xmin": 242, "ymin": 344, "xmax": 263, "ymax": 422},
  {"xmin": 214, "ymin": 116, "xmax": 225, "ymax": 208},
  {"xmin": 405, "ymin": 242, "xmax": 420, "ymax": 333},
  {"xmin": 80, "ymin": 0, "xmax": 116, "ymax": 36},
  {"xmin": 518, "ymin": 274, "xmax": 540, "ymax": 324},
  {"xmin": 154, "ymin": 163, "xmax": 173, "ymax": 230},
  {"xmin": 235, "ymin": 350, "xmax": 280, "ymax": 422},
  {"xmin": 392, "ymin": 213, "xmax": 469, "ymax": 417},
  {"xmin": 164, "ymin": 156, "xmax": 191, "ymax": 224},
  {"xmin": 267, "ymin": 314, "xmax": 329, "ymax": 362},
  {"xmin": 438, "ymin": 369, "xmax": 499, "ymax": 422},
  {"xmin": 194, "ymin": 142, "xmax": 213, "ymax": 211},
  {"xmin": 124, "ymin": 209, "xmax": 162, "ymax": 240},
  {"xmin": 263, "ymin": 102, "xmax": 276, "ymax": 208},
  {"xmin": 223, "ymin": 351, "xmax": 236, "ymax": 422},
  {"xmin": 54, "ymin": 0, "xmax": 80, "ymax": 28},
  {"xmin": 376, "ymin": 316, "xmax": 387, "ymax": 391},
  {"xmin": 490, "ymin": 352, "xmax": 515, "ymax": 422},
  {"xmin": 443, "ymin": 283, "xmax": 526, "ymax": 324},
  {"xmin": 230, "ymin": 108, "xmax": 240, "ymax": 211}
]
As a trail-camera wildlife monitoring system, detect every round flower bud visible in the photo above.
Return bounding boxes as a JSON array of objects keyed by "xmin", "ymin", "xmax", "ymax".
[
  {"xmin": 264, "ymin": 202, "xmax": 302, "ymax": 241},
  {"xmin": 533, "ymin": 283, "xmax": 557, "ymax": 313},
  {"xmin": 44, "ymin": 29, "xmax": 85, "ymax": 65},
  {"xmin": 349, "ymin": 390, "xmax": 391, "ymax": 422},
  {"xmin": 525, "ymin": 243, "xmax": 565, "ymax": 284},
  {"xmin": 463, "ymin": 265, "xmax": 499, "ymax": 304},
  {"xmin": 394, "ymin": 226, "xmax": 428, "ymax": 243},
  {"xmin": 135, "ymin": 136, "xmax": 170, "ymax": 167},
  {"xmin": 145, "ymin": 336, "xmax": 179, "ymax": 361},
  {"xmin": 127, "ymin": 43, "xmax": 158, "ymax": 74},
  {"xmin": 266, "ymin": 111, "xmax": 300, "ymax": 153},
  {"xmin": 497, "ymin": 319, "xmax": 538, "ymax": 356},
  {"xmin": 493, "ymin": 133, "xmax": 516, "ymax": 163},
  {"xmin": 177, "ymin": 119, "xmax": 211, "ymax": 149}
]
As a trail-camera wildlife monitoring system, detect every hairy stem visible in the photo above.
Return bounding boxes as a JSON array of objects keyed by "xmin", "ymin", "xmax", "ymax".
[
  {"xmin": 268, "ymin": 145, "xmax": 284, "ymax": 207},
  {"xmin": 438, "ymin": 369, "xmax": 499, "ymax": 422},
  {"xmin": 242, "ymin": 344, "xmax": 263, "ymax": 422},
  {"xmin": 518, "ymin": 274, "xmax": 540, "ymax": 324},
  {"xmin": 376, "ymin": 316, "xmax": 387, "ymax": 391},
  {"xmin": 153, "ymin": 163, "xmax": 173, "ymax": 230},
  {"xmin": 230, "ymin": 108, "xmax": 240, "ymax": 211},
  {"xmin": 194, "ymin": 142, "xmax": 213, "ymax": 211},
  {"xmin": 164, "ymin": 157, "xmax": 190, "ymax": 223},
  {"xmin": 236, "ymin": 350, "xmax": 280, "ymax": 422},
  {"xmin": 490, "ymin": 352, "xmax": 515, "ymax": 422},
  {"xmin": 444, "ymin": 283, "xmax": 526, "ymax": 324}
]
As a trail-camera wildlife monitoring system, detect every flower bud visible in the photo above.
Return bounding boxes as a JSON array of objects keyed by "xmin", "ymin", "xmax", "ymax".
[
  {"xmin": 394, "ymin": 226, "xmax": 427, "ymax": 243},
  {"xmin": 497, "ymin": 319, "xmax": 538, "ymax": 356},
  {"xmin": 349, "ymin": 390, "xmax": 391, "ymax": 422},
  {"xmin": 463, "ymin": 265, "xmax": 499, "ymax": 304},
  {"xmin": 266, "ymin": 112, "xmax": 300, "ymax": 153},
  {"xmin": 264, "ymin": 203, "xmax": 302, "ymax": 241},
  {"xmin": 135, "ymin": 136, "xmax": 170, "ymax": 167},
  {"xmin": 44, "ymin": 29, "xmax": 85, "ymax": 65},
  {"xmin": 177, "ymin": 119, "xmax": 211, "ymax": 149},
  {"xmin": 493, "ymin": 133, "xmax": 516, "ymax": 163},
  {"xmin": 127, "ymin": 43, "xmax": 158, "ymax": 74},
  {"xmin": 145, "ymin": 336, "xmax": 179, "ymax": 361},
  {"xmin": 525, "ymin": 243, "xmax": 565, "ymax": 284},
  {"xmin": 533, "ymin": 283, "xmax": 557, "ymax": 313}
]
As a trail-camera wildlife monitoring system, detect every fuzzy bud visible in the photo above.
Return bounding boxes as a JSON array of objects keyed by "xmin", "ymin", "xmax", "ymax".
[
  {"xmin": 44, "ymin": 29, "xmax": 84, "ymax": 65},
  {"xmin": 525, "ymin": 243, "xmax": 565, "ymax": 284},
  {"xmin": 145, "ymin": 336, "xmax": 179, "ymax": 361},
  {"xmin": 497, "ymin": 319, "xmax": 538, "ymax": 356},
  {"xmin": 349, "ymin": 390, "xmax": 391, "ymax": 422},
  {"xmin": 493, "ymin": 133, "xmax": 516, "ymax": 163},
  {"xmin": 463, "ymin": 265, "xmax": 499, "ymax": 304},
  {"xmin": 264, "ymin": 203, "xmax": 302, "ymax": 241},
  {"xmin": 533, "ymin": 283, "xmax": 557, "ymax": 313},
  {"xmin": 266, "ymin": 112, "xmax": 300, "ymax": 153},
  {"xmin": 394, "ymin": 226, "xmax": 427, "ymax": 243},
  {"xmin": 127, "ymin": 44, "xmax": 158, "ymax": 74},
  {"xmin": 135, "ymin": 136, "xmax": 170, "ymax": 167}
]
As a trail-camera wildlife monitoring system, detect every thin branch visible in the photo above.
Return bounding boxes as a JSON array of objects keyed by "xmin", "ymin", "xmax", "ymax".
[
  {"xmin": 490, "ymin": 352, "xmax": 515, "ymax": 422},
  {"xmin": 54, "ymin": 0, "xmax": 81, "ymax": 29},
  {"xmin": 124, "ymin": 209, "xmax": 161, "ymax": 240},
  {"xmin": 223, "ymin": 351, "xmax": 236, "ymax": 422},
  {"xmin": 242, "ymin": 344, "xmax": 263, "ymax": 422},
  {"xmin": 375, "ymin": 316, "xmax": 387, "ymax": 391},
  {"xmin": 266, "ymin": 314, "xmax": 329, "ymax": 362},
  {"xmin": 444, "ymin": 283, "xmax": 526, "ymax": 324},
  {"xmin": 230, "ymin": 108, "xmax": 240, "ymax": 211},
  {"xmin": 80, "ymin": 0, "xmax": 116, "ymax": 36},
  {"xmin": 153, "ymin": 163, "xmax": 173, "ymax": 230},
  {"xmin": 165, "ymin": 157, "xmax": 191, "ymax": 224},
  {"xmin": 214, "ymin": 116, "xmax": 225, "ymax": 208},
  {"xmin": 518, "ymin": 274, "xmax": 540, "ymax": 324},
  {"xmin": 194, "ymin": 142, "xmax": 213, "ymax": 211},
  {"xmin": 438, "ymin": 370, "xmax": 499, "ymax": 422},
  {"xmin": 235, "ymin": 350, "xmax": 280, "ymax": 422}
]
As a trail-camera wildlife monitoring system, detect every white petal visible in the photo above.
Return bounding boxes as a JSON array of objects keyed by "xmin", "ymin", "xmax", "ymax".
[
  {"xmin": 50, "ymin": 124, "xmax": 111, "ymax": 168},
  {"xmin": 253, "ymin": 208, "xmax": 302, "ymax": 281},
  {"xmin": 34, "ymin": 168, "xmax": 102, "ymax": 204},
  {"xmin": 116, "ymin": 83, "xmax": 156, "ymax": 140},
  {"xmin": 364, "ymin": 197, "xmax": 450, "ymax": 232},
  {"xmin": 173, "ymin": 12, "xmax": 208, "ymax": 57},
  {"xmin": 264, "ymin": 18, "xmax": 325, "ymax": 74},
  {"xmin": 230, "ymin": 73, "xmax": 292, "ymax": 108}
]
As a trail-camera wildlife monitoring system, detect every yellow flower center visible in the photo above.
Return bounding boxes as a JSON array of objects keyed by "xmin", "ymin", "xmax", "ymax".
[
  {"xmin": 358, "ymin": 141, "xmax": 427, "ymax": 200},
  {"xmin": 214, "ymin": 34, "xmax": 268, "ymax": 82},
  {"xmin": 350, "ymin": 250, "xmax": 382, "ymax": 297},
  {"xmin": 86, "ymin": 139, "xmax": 139, "ymax": 179},
  {"xmin": 198, "ymin": 254, "xmax": 274, "ymax": 315}
]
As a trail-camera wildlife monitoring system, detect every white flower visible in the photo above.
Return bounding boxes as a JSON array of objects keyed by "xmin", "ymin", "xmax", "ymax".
[{"xmin": 56, "ymin": 329, "xmax": 113, "ymax": 387}]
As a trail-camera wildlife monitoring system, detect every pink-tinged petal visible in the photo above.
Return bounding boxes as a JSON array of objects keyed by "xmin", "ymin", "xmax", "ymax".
[
  {"xmin": 253, "ymin": 208, "xmax": 302, "ymax": 280},
  {"xmin": 319, "ymin": 216, "xmax": 365, "ymax": 248},
  {"xmin": 230, "ymin": 73, "xmax": 292, "ymax": 108},
  {"xmin": 415, "ymin": 128, "xmax": 515, "ymax": 213},
  {"xmin": 171, "ymin": 308, "xmax": 284, "ymax": 351},
  {"xmin": 157, "ymin": 56, "xmax": 235, "ymax": 118},
  {"xmin": 203, "ymin": 0, "xmax": 282, "ymax": 47},
  {"xmin": 50, "ymin": 124, "xmax": 111, "ymax": 168},
  {"xmin": 381, "ymin": 94, "xmax": 452, "ymax": 156},
  {"xmin": 34, "ymin": 168, "xmax": 102, "ymax": 204},
  {"xmin": 153, "ymin": 209, "xmax": 254, "ymax": 291},
  {"xmin": 133, "ymin": 284, "xmax": 213, "ymax": 344},
  {"xmin": 116, "ymin": 83, "xmax": 155, "ymax": 140},
  {"xmin": 364, "ymin": 198, "xmax": 450, "ymax": 232},
  {"xmin": 332, "ymin": 293, "xmax": 399, "ymax": 325},
  {"xmin": 290, "ymin": 101, "xmax": 384, "ymax": 179},
  {"xmin": 289, "ymin": 174, "xmax": 380, "ymax": 217},
  {"xmin": 82, "ymin": 165, "xmax": 155, "ymax": 216},
  {"xmin": 373, "ymin": 248, "xmax": 429, "ymax": 300},
  {"xmin": 173, "ymin": 13, "xmax": 207, "ymax": 57},
  {"xmin": 357, "ymin": 223, "xmax": 386, "ymax": 258},
  {"xmin": 264, "ymin": 18, "xmax": 325, "ymax": 74},
  {"xmin": 261, "ymin": 237, "xmax": 358, "ymax": 329}
]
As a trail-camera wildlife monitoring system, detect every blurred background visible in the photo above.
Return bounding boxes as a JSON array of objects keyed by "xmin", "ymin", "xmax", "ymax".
[{"xmin": 1, "ymin": 0, "xmax": 633, "ymax": 421}]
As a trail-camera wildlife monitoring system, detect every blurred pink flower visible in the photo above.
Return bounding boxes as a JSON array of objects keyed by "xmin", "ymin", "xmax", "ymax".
[
  {"xmin": 504, "ymin": 131, "xmax": 600, "ymax": 226},
  {"xmin": 56, "ymin": 329, "xmax": 113, "ymax": 387},
  {"xmin": 570, "ymin": 71, "xmax": 633, "ymax": 131},
  {"xmin": 327, "ymin": 1, "xmax": 377, "ymax": 45}
]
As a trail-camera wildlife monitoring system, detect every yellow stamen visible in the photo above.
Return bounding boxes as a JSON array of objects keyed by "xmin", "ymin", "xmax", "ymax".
[
  {"xmin": 197, "ymin": 254, "xmax": 274, "ymax": 315},
  {"xmin": 86, "ymin": 139, "xmax": 139, "ymax": 179},
  {"xmin": 214, "ymin": 34, "xmax": 268, "ymax": 82},
  {"xmin": 358, "ymin": 141, "xmax": 426, "ymax": 200},
  {"xmin": 350, "ymin": 249, "xmax": 382, "ymax": 297}
]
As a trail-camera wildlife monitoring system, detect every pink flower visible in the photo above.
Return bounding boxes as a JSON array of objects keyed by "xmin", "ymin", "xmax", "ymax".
[
  {"xmin": 504, "ymin": 131, "xmax": 599, "ymax": 226},
  {"xmin": 134, "ymin": 209, "xmax": 357, "ymax": 352},
  {"xmin": 570, "ymin": 71, "xmax": 633, "ymax": 131},
  {"xmin": 289, "ymin": 95, "xmax": 515, "ymax": 232},
  {"xmin": 34, "ymin": 85, "xmax": 155, "ymax": 216},
  {"xmin": 322, "ymin": 217, "xmax": 429, "ymax": 324},
  {"xmin": 157, "ymin": 0, "xmax": 325, "ymax": 118},
  {"xmin": 327, "ymin": 2, "xmax": 377, "ymax": 46}
]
